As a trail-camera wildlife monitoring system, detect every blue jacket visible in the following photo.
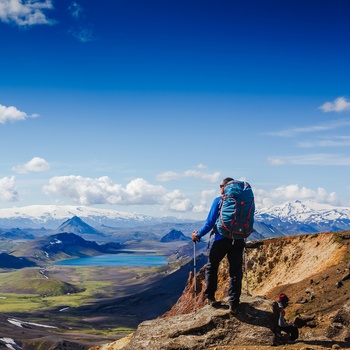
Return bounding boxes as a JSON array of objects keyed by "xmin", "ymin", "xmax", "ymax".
[{"xmin": 197, "ymin": 196, "xmax": 225, "ymax": 241}]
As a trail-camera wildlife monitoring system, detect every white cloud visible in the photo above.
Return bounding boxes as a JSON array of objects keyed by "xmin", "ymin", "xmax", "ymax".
[
  {"xmin": 0, "ymin": 176, "xmax": 18, "ymax": 202},
  {"xmin": 43, "ymin": 176, "xmax": 193, "ymax": 212},
  {"xmin": 0, "ymin": 104, "xmax": 39, "ymax": 124},
  {"xmin": 164, "ymin": 192, "xmax": 193, "ymax": 212},
  {"xmin": 0, "ymin": 0, "xmax": 54, "ymax": 26},
  {"xmin": 68, "ymin": 1, "xmax": 83, "ymax": 19},
  {"xmin": 12, "ymin": 157, "xmax": 50, "ymax": 174},
  {"xmin": 268, "ymin": 153, "xmax": 350, "ymax": 166},
  {"xmin": 193, "ymin": 189, "xmax": 216, "ymax": 213},
  {"xmin": 192, "ymin": 183, "xmax": 341, "ymax": 215},
  {"xmin": 254, "ymin": 184, "xmax": 339, "ymax": 208},
  {"xmin": 155, "ymin": 171, "xmax": 179, "ymax": 182},
  {"xmin": 267, "ymin": 157, "xmax": 286, "ymax": 166},
  {"xmin": 267, "ymin": 119, "xmax": 350, "ymax": 137},
  {"xmin": 67, "ymin": 2, "xmax": 94, "ymax": 43},
  {"xmin": 297, "ymin": 136, "xmax": 350, "ymax": 148},
  {"xmin": 320, "ymin": 97, "xmax": 350, "ymax": 113},
  {"xmin": 69, "ymin": 26, "xmax": 95, "ymax": 43},
  {"xmin": 156, "ymin": 168, "xmax": 221, "ymax": 183}
]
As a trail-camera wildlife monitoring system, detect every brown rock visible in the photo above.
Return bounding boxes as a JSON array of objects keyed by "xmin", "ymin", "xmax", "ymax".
[
  {"xmin": 325, "ymin": 302, "xmax": 350, "ymax": 340},
  {"xmin": 121, "ymin": 296, "xmax": 278, "ymax": 350}
]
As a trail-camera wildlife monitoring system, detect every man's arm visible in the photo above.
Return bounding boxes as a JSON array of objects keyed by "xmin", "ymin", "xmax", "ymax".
[{"xmin": 192, "ymin": 197, "xmax": 221, "ymax": 241}]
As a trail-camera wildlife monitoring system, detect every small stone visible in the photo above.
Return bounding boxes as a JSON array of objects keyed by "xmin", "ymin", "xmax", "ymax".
[
  {"xmin": 336, "ymin": 281, "xmax": 343, "ymax": 288},
  {"xmin": 341, "ymin": 273, "xmax": 350, "ymax": 281}
]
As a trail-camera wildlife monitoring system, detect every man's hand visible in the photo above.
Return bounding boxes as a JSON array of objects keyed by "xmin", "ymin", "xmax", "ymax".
[{"xmin": 192, "ymin": 230, "xmax": 200, "ymax": 242}]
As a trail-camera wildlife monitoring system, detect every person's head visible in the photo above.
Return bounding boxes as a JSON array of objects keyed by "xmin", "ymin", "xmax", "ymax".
[
  {"xmin": 220, "ymin": 177, "xmax": 234, "ymax": 194},
  {"xmin": 278, "ymin": 293, "xmax": 289, "ymax": 307}
]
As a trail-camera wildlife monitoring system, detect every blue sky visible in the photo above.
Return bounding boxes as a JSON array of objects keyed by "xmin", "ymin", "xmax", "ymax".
[{"xmin": 1, "ymin": 0, "xmax": 350, "ymax": 219}]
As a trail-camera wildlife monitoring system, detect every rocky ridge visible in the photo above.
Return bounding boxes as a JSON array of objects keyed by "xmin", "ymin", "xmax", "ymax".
[{"xmin": 91, "ymin": 231, "xmax": 350, "ymax": 350}]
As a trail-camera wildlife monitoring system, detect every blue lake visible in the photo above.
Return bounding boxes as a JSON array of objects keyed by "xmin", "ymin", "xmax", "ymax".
[{"xmin": 55, "ymin": 251, "xmax": 168, "ymax": 267}]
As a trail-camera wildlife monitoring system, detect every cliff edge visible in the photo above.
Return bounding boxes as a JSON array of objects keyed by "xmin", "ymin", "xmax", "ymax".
[{"xmin": 90, "ymin": 231, "xmax": 350, "ymax": 350}]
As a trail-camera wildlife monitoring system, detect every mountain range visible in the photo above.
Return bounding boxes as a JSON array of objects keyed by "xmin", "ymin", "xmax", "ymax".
[
  {"xmin": 256, "ymin": 200, "xmax": 350, "ymax": 234},
  {"xmin": 0, "ymin": 200, "xmax": 349, "ymax": 236},
  {"xmin": 0, "ymin": 205, "xmax": 180, "ymax": 229}
]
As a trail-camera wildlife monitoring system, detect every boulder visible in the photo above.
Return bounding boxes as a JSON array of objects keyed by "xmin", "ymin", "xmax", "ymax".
[{"xmin": 121, "ymin": 295, "xmax": 279, "ymax": 350}]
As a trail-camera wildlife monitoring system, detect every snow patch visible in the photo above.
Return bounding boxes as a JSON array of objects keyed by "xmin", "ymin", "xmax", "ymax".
[
  {"xmin": 50, "ymin": 239, "xmax": 62, "ymax": 245},
  {"xmin": 7, "ymin": 318, "xmax": 57, "ymax": 329},
  {"xmin": 0, "ymin": 337, "xmax": 21, "ymax": 350}
]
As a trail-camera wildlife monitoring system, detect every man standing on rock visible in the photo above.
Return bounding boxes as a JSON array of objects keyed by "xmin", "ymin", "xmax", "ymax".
[{"xmin": 192, "ymin": 177, "xmax": 253, "ymax": 314}]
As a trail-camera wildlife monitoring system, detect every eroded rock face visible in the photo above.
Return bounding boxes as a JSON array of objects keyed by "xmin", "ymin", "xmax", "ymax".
[
  {"xmin": 325, "ymin": 302, "xmax": 350, "ymax": 340},
  {"xmin": 121, "ymin": 296, "xmax": 278, "ymax": 350}
]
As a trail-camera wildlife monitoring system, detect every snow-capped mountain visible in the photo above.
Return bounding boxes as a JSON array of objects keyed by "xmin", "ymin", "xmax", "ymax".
[
  {"xmin": 0, "ymin": 205, "xmax": 180, "ymax": 229},
  {"xmin": 256, "ymin": 200, "xmax": 350, "ymax": 234},
  {"xmin": 0, "ymin": 201, "xmax": 349, "ymax": 235}
]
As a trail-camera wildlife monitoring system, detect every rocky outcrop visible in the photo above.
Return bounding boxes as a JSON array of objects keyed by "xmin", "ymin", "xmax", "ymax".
[{"xmin": 95, "ymin": 296, "xmax": 279, "ymax": 350}]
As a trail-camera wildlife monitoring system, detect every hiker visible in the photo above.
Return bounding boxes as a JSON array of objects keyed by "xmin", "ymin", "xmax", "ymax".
[
  {"xmin": 191, "ymin": 177, "xmax": 253, "ymax": 314},
  {"xmin": 277, "ymin": 293, "xmax": 299, "ymax": 342}
]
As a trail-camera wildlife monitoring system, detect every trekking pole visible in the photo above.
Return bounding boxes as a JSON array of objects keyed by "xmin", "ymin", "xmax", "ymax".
[
  {"xmin": 193, "ymin": 240, "xmax": 197, "ymax": 313},
  {"xmin": 244, "ymin": 238, "xmax": 250, "ymax": 296}
]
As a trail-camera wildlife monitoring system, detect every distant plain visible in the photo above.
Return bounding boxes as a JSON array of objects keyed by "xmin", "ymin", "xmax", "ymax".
[{"xmin": 0, "ymin": 240, "xmax": 199, "ymax": 336}]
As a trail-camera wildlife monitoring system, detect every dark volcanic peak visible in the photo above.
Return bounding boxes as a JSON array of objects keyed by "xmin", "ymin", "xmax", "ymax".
[
  {"xmin": 56, "ymin": 216, "xmax": 104, "ymax": 236},
  {"xmin": 160, "ymin": 229, "xmax": 191, "ymax": 242},
  {"xmin": 10, "ymin": 232, "xmax": 110, "ymax": 263},
  {"xmin": 42, "ymin": 232, "xmax": 103, "ymax": 255}
]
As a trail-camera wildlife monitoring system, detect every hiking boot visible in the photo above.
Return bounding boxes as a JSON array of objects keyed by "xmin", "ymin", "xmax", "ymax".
[
  {"xmin": 229, "ymin": 305, "xmax": 239, "ymax": 314},
  {"xmin": 207, "ymin": 297, "xmax": 220, "ymax": 307}
]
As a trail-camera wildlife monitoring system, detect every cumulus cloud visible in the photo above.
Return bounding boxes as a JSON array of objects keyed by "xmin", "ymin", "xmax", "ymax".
[
  {"xmin": 0, "ymin": 176, "xmax": 18, "ymax": 202},
  {"xmin": 268, "ymin": 154, "xmax": 350, "ymax": 166},
  {"xmin": 43, "ymin": 176, "xmax": 193, "ymax": 212},
  {"xmin": 163, "ymin": 189, "xmax": 194, "ymax": 212},
  {"xmin": 254, "ymin": 184, "xmax": 339, "ymax": 209},
  {"xmin": 192, "ymin": 189, "xmax": 216, "ymax": 213},
  {"xmin": 12, "ymin": 157, "xmax": 50, "ymax": 174},
  {"xmin": 0, "ymin": 0, "xmax": 55, "ymax": 26},
  {"xmin": 0, "ymin": 104, "xmax": 39, "ymax": 124},
  {"xmin": 156, "ymin": 168, "xmax": 221, "ymax": 183},
  {"xmin": 320, "ymin": 97, "xmax": 350, "ymax": 113}
]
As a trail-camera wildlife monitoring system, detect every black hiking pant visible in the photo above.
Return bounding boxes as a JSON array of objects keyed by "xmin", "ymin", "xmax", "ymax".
[
  {"xmin": 205, "ymin": 237, "xmax": 245, "ymax": 308},
  {"xmin": 280, "ymin": 325, "xmax": 299, "ymax": 341}
]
